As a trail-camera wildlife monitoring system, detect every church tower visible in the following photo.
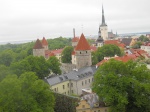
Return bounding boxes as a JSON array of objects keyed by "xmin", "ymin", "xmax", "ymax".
[
  {"xmin": 100, "ymin": 5, "xmax": 108, "ymax": 40},
  {"xmin": 95, "ymin": 25, "xmax": 104, "ymax": 47},
  {"xmin": 72, "ymin": 33, "xmax": 92, "ymax": 69}
]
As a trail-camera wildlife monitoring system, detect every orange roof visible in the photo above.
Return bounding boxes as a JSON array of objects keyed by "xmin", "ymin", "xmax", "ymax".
[
  {"xmin": 75, "ymin": 33, "xmax": 90, "ymax": 51},
  {"xmin": 50, "ymin": 48, "xmax": 63, "ymax": 55},
  {"xmin": 33, "ymin": 39, "xmax": 43, "ymax": 49},
  {"xmin": 72, "ymin": 37, "xmax": 79, "ymax": 42},
  {"xmin": 104, "ymin": 40, "xmax": 125, "ymax": 48},
  {"xmin": 41, "ymin": 37, "xmax": 48, "ymax": 46},
  {"xmin": 90, "ymin": 46, "xmax": 97, "ymax": 52},
  {"xmin": 96, "ymin": 54, "xmax": 138, "ymax": 67}
]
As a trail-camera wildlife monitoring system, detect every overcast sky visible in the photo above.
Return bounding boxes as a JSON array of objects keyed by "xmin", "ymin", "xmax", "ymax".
[{"xmin": 0, "ymin": 0, "xmax": 150, "ymax": 42}]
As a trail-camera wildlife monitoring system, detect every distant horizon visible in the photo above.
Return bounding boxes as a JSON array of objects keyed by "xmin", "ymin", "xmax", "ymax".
[{"xmin": 0, "ymin": 31, "xmax": 150, "ymax": 45}]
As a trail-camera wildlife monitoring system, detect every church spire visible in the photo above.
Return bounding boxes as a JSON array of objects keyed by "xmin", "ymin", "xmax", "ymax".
[{"xmin": 101, "ymin": 5, "xmax": 107, "ymax": 26}]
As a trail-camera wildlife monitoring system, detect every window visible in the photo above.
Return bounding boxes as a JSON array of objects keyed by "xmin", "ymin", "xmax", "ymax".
[
  {"xmin": 68, "ymin": 83, "xmax": 69, "ymax": 88},
  {"xmin": 72, "ymin": 90, "xmax": 73, "ymax": 93},
  {"xmin": 85, "ymin": 80, "xmax": 87, "ymax": 84},
  {"xmin": 63, "ymin": 85, "xmax": 65, "ymax": 89},
  {"xmin": 86, "ymin": 51, "xmax": 87, "ymax": 53},
  {"xmin": 64, "ymin": 92, "xmax": 66, "ymax": 95},
  {"xmin": 82, "ymin": 105, "xmax": 85, "ymax": 108},
  {"xmin": 89, "ymin": 79, "xmax": 90, "ymax": 83},
  {"xmin": 68, "ymin": 91, "xmax": 69, "ymax": 95},
  {"xmin": 92, "ymin": 78, "xmax": 94, "ymax": 82},
  {"xmin": 80, "ymin": 52, "xmax": 81, "ymax": 54},
  {"xmin": 82, "ymin": 81, "xmax": 84, "ymax": 86},
  {"xmin": 71, "ymin": 83, "xmax": 73, "ymax": 87},
  {"xmin": 57, "ymin": 87, "xmax": 58, "ymax": 91},
  {"xmin": 54, "ymin": 88, "xmax": 56, "ymax": 91}
]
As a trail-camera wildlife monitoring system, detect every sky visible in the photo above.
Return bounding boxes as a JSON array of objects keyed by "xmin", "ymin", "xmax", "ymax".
[{"xmin": 0, "ymin": 0, "xmax": 150, "ymax": 42}]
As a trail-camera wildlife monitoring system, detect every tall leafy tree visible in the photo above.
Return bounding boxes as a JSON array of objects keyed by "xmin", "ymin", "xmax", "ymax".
[
  {"xmin": 10, "ymin": 55, "xmax": 50, "ymax": 79},
  {"xmin": 0, "ymin": 49, "xmax": 15, "ymax": 66},
  {"xmin": 95, "ymin": 44, "xmax": 122, "ymax": 62},
  {"xmin": 0, "ymin": 72, "xmax": 55, "ymax": 112},
  {"xmin": 61, "ymin": 46, "xmax": 74, "ymax": 63},
  {"xmin": 47, "ymin": 56, "xmax": 61, "ymax": 75},
  {"xmin": 138, "ymin": 35, "xmax": 149, "ymax": 42},
  {"xmin": 93, "ymin": 59, "xmax": 150, "ymax": 112}
]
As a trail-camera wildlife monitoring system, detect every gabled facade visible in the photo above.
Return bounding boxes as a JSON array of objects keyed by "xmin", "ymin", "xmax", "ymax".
[
  {"xmin": 76, "ymin": 93, "xmax": 109, "ymax": 112},
  {"xmin": 72, "ymin": 33, "xmax": 92, "ymax": 69}
]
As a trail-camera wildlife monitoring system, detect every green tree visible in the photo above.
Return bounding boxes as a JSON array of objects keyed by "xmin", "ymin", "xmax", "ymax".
[
  {"xmin": 47, "ymin": 56, "xmax": 61, "ymax": 75},
  {"xmin": 0, "ymin": 72, "xmax": 55, "ymax": 112},
  {"xmin": 0, "ymin": 49, "xmax": 15, "ymax": 66},
  {"xmin": 61, "ymin": 46, "xmax": 74, "ymax": 63},
  {"xmin": 10, "ymin": 55, "xmax": 50, "ymax": 79},
  {"xmin": 96, "ymin": 44, "xmax": 122, "ymax": 62},
  {"xmin": 138, "ymin": 35, "xmax": 149, "ymax": 42},
  {"xmin": 0, "ymin": 65, "xmax": 10, "ymax": 81},
  {"xmin": 93, "ymin": 59, "xmax": 150, "ymax": 112},
  {"xmin": 132, "ymin": 41, "xmax": 142, "ymax": 49}
]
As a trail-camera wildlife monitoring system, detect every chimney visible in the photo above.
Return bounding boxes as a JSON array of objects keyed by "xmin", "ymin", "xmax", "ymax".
[{"xmin": 73, "ymin": 28, "xmax": 75, "ymax": 38}]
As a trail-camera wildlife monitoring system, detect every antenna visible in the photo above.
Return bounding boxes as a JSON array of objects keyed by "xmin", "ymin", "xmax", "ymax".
[{"xmin": 81, "ymin": 24, "xmax": 83, "ymax": 33}]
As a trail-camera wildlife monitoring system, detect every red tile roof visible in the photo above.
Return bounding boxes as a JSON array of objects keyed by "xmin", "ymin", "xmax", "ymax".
[
  {"xmin": 90, "ymin": 46, "xmax": 97, "ymax": 52},
  {"xmin": 96, "ymin": 54, "xmax": 138, "ymax": 67},
  {"xmin": 75, "ymin": 33, "xmax": 91, "ymax": 51},
  {"xmin": 41, "ymin": 37, "xmax": 48, "ymax": 46},
  {"xmin": 50, "ymin": 48, "xmax": 63, "ymax": 55},
  {"xmin": 33, "ymin": 39, "xmax": 43, "ymax": 49},
  {"xmin": 72, "ymin": 37, "xmax": 79, "ymax": 42},
  {"xmin": 104, "ymin": 40, "xmax": 125, "ymax": 48}
]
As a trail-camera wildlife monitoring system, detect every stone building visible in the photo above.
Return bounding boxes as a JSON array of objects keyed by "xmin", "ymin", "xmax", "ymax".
[
  {"xmin": 33, "ymin": 38, "xmax": 45, "ymax": 57},
  {"xmin": 72, "ymin": 33, "xmax": 92, "ymax": 69}
]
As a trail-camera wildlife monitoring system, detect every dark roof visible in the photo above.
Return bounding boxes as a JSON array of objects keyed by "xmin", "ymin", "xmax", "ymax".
[
  {"xmin": 96, "ymin": 37, "xmax": 104, "ymax": 42},
  {"xmin": 121, "ymin": 38, "xmax": 132, "ymax": 46},
  {"xmin": 33, "ymin": 39, "xmax": 43, "ymax": 49},
  {"xmin": 45, "ymin": 66, "xmax": 97, "ymax": 86}
]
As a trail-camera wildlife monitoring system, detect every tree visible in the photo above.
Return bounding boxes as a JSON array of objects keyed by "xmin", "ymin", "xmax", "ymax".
[
  {"xmin": 47, "ymin": 56, "xmax": 61, "ymax": 75},
  {"xmin": 61, "ymin": 46, "xmax": 74, "ymax": 63},
  {"xmin": 93, "ymin": 59, "xmax": 150, "ymax": 112},
  {"xmin": 0, "ymin": 72, "xmax": 55, "ymax": 112},
  {"xmin": 132, "ymin": 41, "xmax": 142, "ymax": 49},
  {"xmin": 96, "ymin": 44, "xmax": 122, "ymax": 62},
  {"xmin": 10, "ymin": 55, "xmax": 50, "ymax": 79},
  {"xmin": 138, "ymin": 35, "xmax": 149, "ymax": 42},
  {"xmin": 0, "ymin": 49, "xmax": 15, "ymax": 66},
  {"xmin": 0, "ymin": 65, "xmax": 10, "ymax": 81}
]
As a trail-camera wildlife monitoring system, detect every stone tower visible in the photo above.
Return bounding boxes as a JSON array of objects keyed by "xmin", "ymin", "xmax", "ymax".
[
  {"xmin": 41, "ymin": 37, "xmax": 48, "ymax": 51},
  {"xmin": 95, "ymin": 25, "xmax": 104, "ymax": 47},
  {"xmin": 72, "ymin": 33, "xmax": 92, "ymax": 69},
  {"xmin": 33, "ymin": 39, "xmax": 45, "ymax": 57},
  {"xmin": 100, "ymin": 5, "xmax": 108, "ymax": 40}
]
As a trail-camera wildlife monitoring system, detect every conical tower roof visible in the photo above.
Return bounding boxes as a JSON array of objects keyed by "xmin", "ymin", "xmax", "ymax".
[
  {"xmin": 41, "ymin": 37, "xmax": 48, "ymax": 46},
  {"xmin": 33, "ymin": 39, "xmax": 43, "ymax": 49},
  {"xmin": 75, "ymin": 33, "xmax": 90, "ymax": 51},
  {"xmin": 100, "ymin": 5, "xmax": 107, "ymax": 26}
]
